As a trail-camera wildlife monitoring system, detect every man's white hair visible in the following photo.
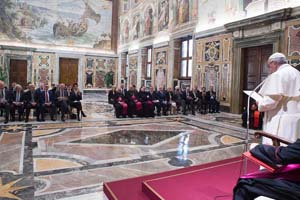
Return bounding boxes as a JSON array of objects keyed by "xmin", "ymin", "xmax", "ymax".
[{"xmin": 268, "ymin": 52, "xmax": 288, "ymax": 64}]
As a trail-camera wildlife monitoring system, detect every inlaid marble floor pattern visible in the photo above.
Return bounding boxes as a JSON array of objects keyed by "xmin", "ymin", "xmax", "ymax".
[{"xmin": 0, "ymin": 102, "xmax": 252, "ymax": 200}]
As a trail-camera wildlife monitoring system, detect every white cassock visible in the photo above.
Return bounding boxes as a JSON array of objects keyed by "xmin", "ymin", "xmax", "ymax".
[{"xmin": 258, "ymin": 64, "xmax": 300, "ymax": 143}]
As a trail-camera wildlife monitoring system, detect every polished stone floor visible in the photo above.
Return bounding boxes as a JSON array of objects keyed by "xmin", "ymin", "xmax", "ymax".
[{"xmin": 0, "ymin": 98, "xmax": 254, "ymax": 200}]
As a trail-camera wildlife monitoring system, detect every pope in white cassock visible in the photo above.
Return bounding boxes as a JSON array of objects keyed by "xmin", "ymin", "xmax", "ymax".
[{"xmin": 257, "ymin": 52, "xmax": 300, "ymax": 143}]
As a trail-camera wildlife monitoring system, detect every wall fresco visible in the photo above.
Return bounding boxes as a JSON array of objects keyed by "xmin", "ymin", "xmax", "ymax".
[{"xmin": 0, "ymin": 0, "xmax": 112, "ymax": 50}]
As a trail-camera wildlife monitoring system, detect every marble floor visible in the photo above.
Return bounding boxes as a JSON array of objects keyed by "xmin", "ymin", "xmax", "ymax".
[{"xmin": 0, "ymin": 98, "xmax": 254, "ymax": 200}]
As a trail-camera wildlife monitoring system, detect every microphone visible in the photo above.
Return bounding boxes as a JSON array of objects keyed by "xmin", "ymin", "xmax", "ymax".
[{"xmin": 243, "ymin": 77, "xmax": 267, "ymax": 174}]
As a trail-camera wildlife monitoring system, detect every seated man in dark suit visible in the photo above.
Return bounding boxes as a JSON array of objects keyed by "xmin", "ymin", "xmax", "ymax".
[
  {"xmin": 37, "ymin": 83, "xmax": 56, "ymax": 121},
  {"xmin": 182, "ymin": 87, "xmax": 195, "ymax": 115},
  {"xmin": 233, "ymin": 140, "xmax": 300, "ymax": 200},
  {"xmin": 24, "ymin": 83, "xmax": 39, "ymax": 122},
  {"xmin": 207, "ymin": 85, "xmax": 220, "ymax": 113},
  {"xmin": 10, "ymin": 84, "xmax": 24, "ymax": 121},
  {"xmin": 0, "ymin": 80, "xmax": 11, "ymax": 123},
  {"xmin": 55, "ymin": 83, "xmax": 69, "ymax": 121},
  {"xmin": 157, "ymin": 87, "xmax": 169, "ymax": 116}
]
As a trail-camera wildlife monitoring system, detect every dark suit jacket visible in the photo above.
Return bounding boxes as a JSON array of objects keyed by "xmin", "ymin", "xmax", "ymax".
[
  {"xmin": 38, "ymin": 90, "xmax": 56, "ymax": 104},
  {"xmin": 23, "ymin": 90, "xmax": 38, "ymax": 104},
  {"xmin": 11, "ymin": 91, "xmax": 24, "ymax": 103},
  {"xmin": 69, "ymin": 91, "xmax": 82, "ymax": 103}
]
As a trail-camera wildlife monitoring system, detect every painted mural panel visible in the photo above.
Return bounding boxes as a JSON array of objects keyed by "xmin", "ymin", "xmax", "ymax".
[
  {"xmin": 32, "ymin": 53, "xmax": 55, "ymax": 86},
  {"xmin": 132, "ymin": 13, "xmax": 141, "ymax": 40},
  {"xmin": 84, "ymin": 57, "xmax": 116, "ymax": 88},
  {"xmin": 173, "ymin": 0, "xmax": 198, "ymax": 26},
  {"xmin": 194, "ymin": 34, "xmax": 232, "ymax": 105},
  {"xmin": 158, "ymin": 0, "xmax": 169, "ymax": 31},
  {"xmin": 144, "ymin": 6, "xmax": 154, "ymax": 36},
  {"xmin": 128, "ymin": 55, "xmax": 138, "ymax": 87},
  {"xmin": 153, "ymin": 47, "xmax": 168, "ymax": 90},
  {"xmin": 0, "ymin": 0, "xmax": 112, "ymax": 50},
  {"xmin": 285, "ymin": 20, "xmax": 300, "ymax": 68}
]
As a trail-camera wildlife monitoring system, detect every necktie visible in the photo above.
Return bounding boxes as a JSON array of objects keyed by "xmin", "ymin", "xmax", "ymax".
[
  {"xmin": 16, "ymin": 92, "xmax": 20, "ymax": 102},
  {"xmin": 0, "ymin": 89, "xmax": 3, "ymax": 99},
  {"xmin": 45, "ymin": 91, "xmax": 49, "ymax": 103},
  {"xmin": 31, "ymin": 92, "xmax": 34, "ymax": 102}
]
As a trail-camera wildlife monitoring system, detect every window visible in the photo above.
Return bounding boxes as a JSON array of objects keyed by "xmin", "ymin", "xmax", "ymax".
[
  {"xmin": 146, "ymin": 47, "xmax": 152, "ymax": 78},
  {"xmin": 180, "ymin": 38, "xmax": 193, "ymax": 78}
]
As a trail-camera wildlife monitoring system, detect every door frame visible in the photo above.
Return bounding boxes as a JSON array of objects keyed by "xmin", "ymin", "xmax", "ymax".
[
  {"xmin": 56, "ymin": 54, "xmax": 83, "ymax": 90},
  {"xmin": 5, "ymin": 54, "xmax": 32, "ymax": 87},
  {"xmin": 231, "ymin": 32, "xmax": 281, "ymax": 113}
]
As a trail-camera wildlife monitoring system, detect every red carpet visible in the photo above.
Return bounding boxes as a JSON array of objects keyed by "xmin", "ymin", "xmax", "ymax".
[{"xmin": 104, "ymin": 157, "xmax": 258, "ymax": 200}]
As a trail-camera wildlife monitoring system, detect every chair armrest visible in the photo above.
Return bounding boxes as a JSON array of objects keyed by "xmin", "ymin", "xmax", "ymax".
[{"xmin": 254, "ymin": 131, "xmax": 292, "ymax": 146}]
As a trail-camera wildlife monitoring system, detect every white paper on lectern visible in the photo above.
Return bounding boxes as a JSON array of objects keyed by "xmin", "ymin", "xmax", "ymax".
[{"xmin": 243, "ymin": 90, "xmax": 263, "ymax": 102}]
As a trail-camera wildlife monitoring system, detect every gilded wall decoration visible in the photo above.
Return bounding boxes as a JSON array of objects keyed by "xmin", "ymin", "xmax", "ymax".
[
  {"xmin": 205, "ymin": 65, "xmax": 219, "ymax": 91},
  {"xmin": 194, "ymin": 34, "xmax": 232, "ymax": 105},
  {"xmin": 0, "ymin": 0, "xmax": 112, "ymax": 50},
  {"xmin": 32, "ymin": 53, "xmax": 55, "ymax": 86},
  {"xmin": 95, "ymin": 59, "xmax": 106, "ymax": 88},
  {"xmin": 156, "ymin": 51, "xmax": 167, "ymax": 65},
  {"xmin": 205, "ymin": 41, "xmax": 220, "ymax": 62},
  {"xmin": 285, "ymin": 20, "xmax": 300, "ymax": 68},
  {"xmin": 128, "ymin": 55, "xmax": 138, "ymax": 87}
]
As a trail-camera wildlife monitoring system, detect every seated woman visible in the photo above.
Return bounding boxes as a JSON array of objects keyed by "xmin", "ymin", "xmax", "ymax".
[
  {"xmin": 233, "ymin": 140, "xmax": 300, "ymax": 200},
  {"xmin": 114, "ymin": 88, "xmax": 128, "ymax": 118},
  {"xmin": 108, "ymin": 86, "xmax": 117, "ymax": 104},
  {"xmin": 69, "ymin": 83, "xmax": 86, "ymax": 121}
]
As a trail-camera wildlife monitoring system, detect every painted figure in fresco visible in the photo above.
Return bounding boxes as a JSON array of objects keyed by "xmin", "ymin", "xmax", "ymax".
[
  {"xmin": 104, "ymin": 70, "xmax": 114, "ymax": 88},
  {"xmin": 124, "ymin": 20, "xmax": 129, "ymax": 42},
  {"xmin": 158, "ymin": 0, "xmax": 169, "ymax": 31},
  {"xmin": 155, "ymin": 68, "xmax": 166, "ymax": 89},
  {"xmin": 133, "ymin": 15, "xmax": 140, "ymax": 40},
  {"xmin": 85, "ymin": 70, "xmax": 93, "ymax": 87},
  {"xmin": 144, "ymin": 7, "xmax": 153, "ymax": 36},
  {"xmin": 177, "ymin": 0, "xmax": 189, "ymax": 25}
]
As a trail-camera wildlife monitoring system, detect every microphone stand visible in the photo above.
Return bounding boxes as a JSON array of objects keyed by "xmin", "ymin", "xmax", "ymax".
[{"xmin": 243, "ymin": 79, "xmax": 266, "ymax": 174}]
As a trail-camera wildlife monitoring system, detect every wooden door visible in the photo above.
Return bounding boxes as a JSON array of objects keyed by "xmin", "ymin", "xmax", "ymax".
[
  {"xmin": 59, "ymin": 58, "xmax": 78, "ymax": 85},
  {"xmin": 10, "ymin": 59, "xmax": 27, "ymax": 88},
  {"xmin": 242, "ymin": 44, "xmax": 273, "ymax": 107}
]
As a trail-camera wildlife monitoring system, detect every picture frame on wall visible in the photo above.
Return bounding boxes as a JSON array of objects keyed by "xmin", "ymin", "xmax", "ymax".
[
  {"xmin": 145, "ymin": 80, "xmax": 152, "ymax": 89},
  {"xmin": 180, "ymin": 80, "xmax": 191, "ymax": 89}
]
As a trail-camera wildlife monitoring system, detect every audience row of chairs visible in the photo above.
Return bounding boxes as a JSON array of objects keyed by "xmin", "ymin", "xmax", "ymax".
[
  {"xmin": 0, "ymin": 81, "xmax": 86, "ymax": 123},
  {"xmin": 108, "ymin": 85, "xmax": 220, "ymax": 118}
]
